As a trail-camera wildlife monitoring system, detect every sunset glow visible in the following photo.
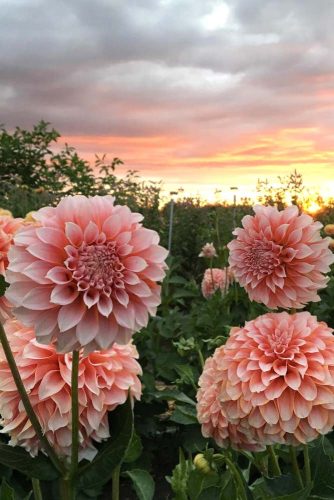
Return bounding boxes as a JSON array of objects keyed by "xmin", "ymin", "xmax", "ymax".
[{"xmin": 1, "ymin": 0, "xmax": 334, "ymax": 202}]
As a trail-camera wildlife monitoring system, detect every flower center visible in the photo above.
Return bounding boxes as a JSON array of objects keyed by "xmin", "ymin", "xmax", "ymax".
[
  {"xmin": 245, "ymin": 240, "xmax": 281, "ymax": 277},
  {"xmin": 65, "ymin": 242, "xmax": 125, "ymax": 295},
  {"xmin": 269, "ymin": 328, "xmax": 292, "ymax": 356}
]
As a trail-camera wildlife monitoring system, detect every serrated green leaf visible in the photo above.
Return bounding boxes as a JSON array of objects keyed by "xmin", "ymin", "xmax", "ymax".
[
  {"xmin": 125, "ymin": 469, "xmax": 155, "ymax": 500},
  {"xmin": 78, "ymin": 397, "xmax": 133, "ymax": 490},
  {"xmin": 0, "ymin": 444, "xmax": 59, "ymax": 480}
]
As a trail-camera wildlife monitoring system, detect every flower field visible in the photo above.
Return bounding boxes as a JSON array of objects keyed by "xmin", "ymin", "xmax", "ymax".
[{"xmin": 1, "ymin": 124, "xmax": 334, "ymax": 499}]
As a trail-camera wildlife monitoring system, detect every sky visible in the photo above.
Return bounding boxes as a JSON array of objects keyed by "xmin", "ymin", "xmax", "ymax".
[{"xmin": 1, "ymin": 0, "xmax": 334, "ymax": 202}]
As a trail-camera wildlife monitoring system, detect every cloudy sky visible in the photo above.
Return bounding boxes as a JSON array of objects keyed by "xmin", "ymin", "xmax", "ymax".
[{"xmin": 1, "ymin": 0, "xmax": 334, "ymax": 201}]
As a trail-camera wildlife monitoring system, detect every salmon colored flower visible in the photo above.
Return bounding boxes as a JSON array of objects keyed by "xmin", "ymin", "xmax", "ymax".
[
  {"xmin": 0, "ymin": 319, "xmax": 142, "ymax": 460},
  {"xmin": 197, "ymin": 312, "xmax": 334, "ymax": 449},
  {"xmin": 201, "ymin": 267, "xmax": 233, "ymax": 299},
  {"xmin": 199, "ymin": 243, "xmax": 217, "ymax": 258},
  {"xmin": 228, "ymin": 205, "xmax": 334, "ymax": 309},
  {"xmin": 0, "ymin": 214, "xmax": 23, "ymax": 322},
  {"xmin": 6, "ymin": 195, "xmax": 168, "ymax": 352}
]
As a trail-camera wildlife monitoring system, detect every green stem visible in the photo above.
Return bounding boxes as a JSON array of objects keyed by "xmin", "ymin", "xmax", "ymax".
[
  {"xmin": 59, "ymin": 478, "xmax": 73, "ymax": 500},
  {"xmin": 112, "ymin": 464, "xmax": 121, "ymax": 500},
  {"xmin": 267, "ymin": 445, "xmax": 281, "ymax": 476},
  {"xmin": 32, "ymin": 478, "xmax": 43, "ymax": 500},
  {"xmin": 196, "ymin": 346, "xmax": 205, "ymax": 369},
  {"xmin": 290, "ymin": 446, "xmax": 303, "ymax": 489},
  {"xmin": 0, "ymin": 322, "xmax": 64, "ymax": 474},
  {"xmin": 70, "ymin": 350, "xmax": 80, "ymax": 488},
  {"xmin": 303, "ymin": 445, "xmax": 311, "ymax": 486},
  {"xmin": 223, "ymin": 456, "xmax": 247, "ymax": 500}
]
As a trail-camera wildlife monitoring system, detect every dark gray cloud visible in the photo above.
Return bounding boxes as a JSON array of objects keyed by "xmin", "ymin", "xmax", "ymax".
[{"xmin": 1, "ymin": 0, "xmax": 334, "ymax": 194}]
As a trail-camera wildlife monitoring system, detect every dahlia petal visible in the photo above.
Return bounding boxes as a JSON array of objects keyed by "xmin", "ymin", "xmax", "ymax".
[
  {"xmin": 22, "ymin": 286, "xmax": 54, "ymax": 310},
  {"xmin": 123, "ymin": 256, "xmax": 147, "ymax": 272},
  {"xmin": 83, "ymin": 289, "xmax": 100, "ymax": 308},
  {"xmin": 114, "ymin": 288, "xmax": 129, "ymax": 307},
  {"xmin": 24, "ymin": 261, "xmax": 53, "ymax": 284},
  {"xmin": 38, "ymin": 371, "xmax": 65, "ymax": 399},
  {"xmin": 46, "ymin": 266, "xmax": 72, "ymax": 285},
  {"xmin": 58, "ymin": 299, "xmax": 86, "ymax": 332},
  {"xmin": 51, "ymin": 284, "xmax": 79, "ymax": 305},
  {"xmin": 97, "ymin": 295, "xmax": 113, "ymax": 317},
  {"xmin": 102, "ymin": 214, "xmax": 122, "ymax": 239},
  {"xmin": 76, "ymin": 309, "xmax": 100, "ymax": 345},
  {"xmin": 260, "ymin": 402, "xmax": 279, "ymax": 424},
  {"xmin": 65, "ymin": 222, "xmax": 84, "ymax": 247},
  {"xmin": 27, "ymin": 243, "xmax": 61, "ymax": 264},
  {"xmin": 36, "ymin": 227, "xmax": 67, "ymax": 248},
  {"xmin": 83, "ymin": 222, "xmax": 99, "ymax": 244}
]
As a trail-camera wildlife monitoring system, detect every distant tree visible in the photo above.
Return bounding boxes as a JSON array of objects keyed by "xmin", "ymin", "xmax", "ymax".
[{"xmin": 256, "ymin": 169, "xmax": 305, "ymax": 209}]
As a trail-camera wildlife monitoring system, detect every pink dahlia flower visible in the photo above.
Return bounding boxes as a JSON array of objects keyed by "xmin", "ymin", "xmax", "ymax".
[
  {"xmin": 228, "ymin": 205, "xmax": 334, "ymax": 309},
  {"xmin": 0, "ymin": 214, "xmax": 23, "ymax": 322},
  {"xmin": 5, "ymin": 195, "xmax": 168, "ymax": 352},
  {"xmin": 197, "ymin": 312, "xmax": 334, "ymax": 449},
  {"xmin": 0, "ymin": 319, "xmax": 142, "ymax": 460},
  {"xmin": 201, "ymin": 267, "xmax": 233, "ymax": 299},
  {"xmin": 199, "ymin": 243, "xmax": 217, "ymax": 258}
]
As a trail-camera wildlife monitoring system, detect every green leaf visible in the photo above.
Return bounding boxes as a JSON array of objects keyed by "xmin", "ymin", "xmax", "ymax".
[
  {"xmin": 170, "ymin": 404, "xmax": 198, "ymax": 425},
  {"xmin": 78, "ymin": 397, "xmax": 133, "ymax": 490},
  {"xmin": 0, "ymin": 480, "xmax": 15, "ymax": 500},
  {"xmin": 124, "ymin": 431, "xmax": 143, "ymax": 463},
  {"xmin": 125, "ymin": 469, "xmax": 155, "ymax": 500},
  {"xmin": 149, "ymin": 389, "xmax": 196, "ymax": 407},
  {"xmin": 0, "ymin": 444, "xmax": 59, "ymax": 480},
  {"xmin": 255, "ymin": 473, "xmax": 313, "ymax": 500}
]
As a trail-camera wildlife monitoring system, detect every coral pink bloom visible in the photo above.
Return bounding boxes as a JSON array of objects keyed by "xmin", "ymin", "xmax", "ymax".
[
  {"xmin": 0, "ymin": 215, "xmax": 23, "ymax": 322},
  {"xmin": 5, "ymin": 195, "xmax": 168, "ymax": 352},
  {"xmin": 197, "ymin": 312, "xmax": 334, "ymax": 450},
  {"xmin": 0, "ymin": 319, "xmax": 142, "ymax": 460},
  {"xmin": 228, "ymin": 205, "xmax": 334, "ymax": 309},
  {"xmin": 201, "ymin": 268, "xmax": 233, "ymax": 299}
]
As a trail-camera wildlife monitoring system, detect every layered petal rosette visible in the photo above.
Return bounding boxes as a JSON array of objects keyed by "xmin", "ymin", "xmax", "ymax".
[
  {"xmin": 0, "ymin": 214, "xmax": 23, "ymax": 322},
  {"xmin": 5, "ymin": 195, "xmax": 168, "ymax": 352},
  {"xmin": 0, "ymin": 319, "xmax": 142, "ymax": 460},
  {"xmin": 197, "ymin": 312, "xmax": 334, "ymax": 449},
  {"xmin": 228, "ymin": 205, "xmax": 334, "ymax": 309},
  {"xmin": 201, "ymin": 267, "xmax": 233, "ymax": 299}
]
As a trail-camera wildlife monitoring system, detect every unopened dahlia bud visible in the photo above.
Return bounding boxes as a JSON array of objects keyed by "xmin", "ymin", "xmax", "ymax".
[
  {"xmin": 199, "ymin": 243, "xmax": 217, "ymax": 258},
  {"xmin": 193, "ymin": 454, "xmax": 212, "ymax": 474}
]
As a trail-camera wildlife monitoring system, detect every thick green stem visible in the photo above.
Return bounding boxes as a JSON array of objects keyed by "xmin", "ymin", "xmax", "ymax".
[
  {"xmin": 267, "ymin": 445, "xmax": 281, "ymax": 476},
  {"xmin": 32, "ymin": 478, "xmax": 43, "ymax": 500},
  {"xmin": 0, "ymin": 322, "xmax": 64, "ymax": 474},
  {"xmin": 303, "ymin": 445, "xmax": 311, "ymax": 486},
  {"xmin": 59, "ymin": 478, "xmax": 74, "ymax": 500},
  {"xmin": 290, "ymin": 447, "xmax": 303, "ymax": 489},
  {"xmin": 224, "ymin": 456, "xmax": 247, "ymax": 500},
  {"xmin": 70, "ymin": 351, "xmax": 80, "ymax": 488},
  {"xmin": 112, "ymin": 464, "xmax": 121, "ymax": 500}
]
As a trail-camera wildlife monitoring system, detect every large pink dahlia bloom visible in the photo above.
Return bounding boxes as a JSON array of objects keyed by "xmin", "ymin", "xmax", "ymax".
[
  {"xmin": 201, "ymin": 267, "xmax": 233, "ymax": 299},
  {"xmin": 0, "ymin": 319, "xmax": 142, "ymax": 460},
  {"xmin": 228, "ymin": 205, "xmax": 334, "ymax": 309},
  {"xmin": 5, "ymin": 195, "xmax": 168, "ymax": 352},
  {"xmin": 197, "ymin": 312, "xmax": 334, "ymax": 449},
  {"xmin": 0, "ymin": 214, "xmax": 23, "ymax": 322}
]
